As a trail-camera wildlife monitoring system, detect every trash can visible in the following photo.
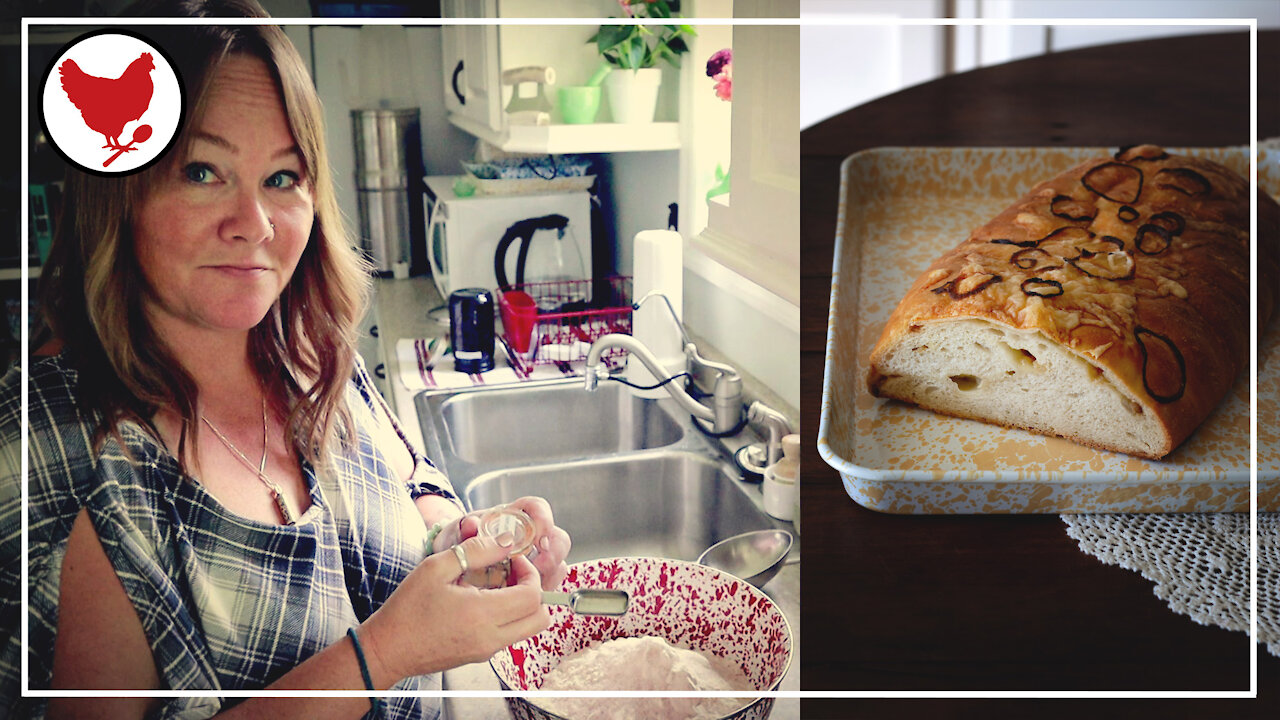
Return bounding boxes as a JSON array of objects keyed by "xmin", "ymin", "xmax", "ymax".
[{"xmin": 351, "ymin": 107, "xmax": 425, "ymax": 275}]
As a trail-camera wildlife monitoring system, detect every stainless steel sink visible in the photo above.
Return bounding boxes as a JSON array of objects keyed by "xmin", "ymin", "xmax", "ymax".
[
  {"xmin": 416, "ymin": 378, "xmax": 683, "ymax": 466},
  {"xmin": 464, "ymin": 451, "xmax": 774, "ymax": 563},
  {"xmin": 414, "ymin": 377, "xmax": 788, "ymax": 566}
]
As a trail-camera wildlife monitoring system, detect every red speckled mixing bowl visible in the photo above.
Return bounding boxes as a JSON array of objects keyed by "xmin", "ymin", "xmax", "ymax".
[{"xmin": 490, "ymin": 557, "xmax": 793, "ymax": 720}]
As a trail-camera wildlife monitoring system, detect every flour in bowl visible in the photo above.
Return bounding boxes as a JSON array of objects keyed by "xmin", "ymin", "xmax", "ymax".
[{"xmin": 536, "ymin": 635, "xmax": 754, "ymax": 720}]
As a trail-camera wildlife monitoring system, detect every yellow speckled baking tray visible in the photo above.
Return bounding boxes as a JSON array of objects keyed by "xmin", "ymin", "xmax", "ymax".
[
  {"xmin": 817, "ymin": 145, "xmax": 1280, "ymax": 514},
  {"xmin": 1257, "ymin": 220, "xmax": 1280, "ymax": 508}
]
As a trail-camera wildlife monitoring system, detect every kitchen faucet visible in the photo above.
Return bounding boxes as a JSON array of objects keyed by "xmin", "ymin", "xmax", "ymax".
[{"xmin": 583, "ymin": 292, "xmax": 793, "ymax": 464}]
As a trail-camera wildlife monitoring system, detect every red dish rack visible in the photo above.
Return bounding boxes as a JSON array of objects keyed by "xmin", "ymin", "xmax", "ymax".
[{"xmin": 496, "ymin": 276, "xmax": 633, "ymax": 374}]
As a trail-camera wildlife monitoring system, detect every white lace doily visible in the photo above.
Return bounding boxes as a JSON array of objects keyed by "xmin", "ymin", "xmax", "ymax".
[{"xmin": 1061, "ymin": 513, "xmax": 1279, "ymax": 657}]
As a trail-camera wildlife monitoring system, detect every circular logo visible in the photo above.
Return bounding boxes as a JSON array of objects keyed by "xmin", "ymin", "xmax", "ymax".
[{"xmin": 39, "ymin": 29, "xmax": 184, "ymax": 176}]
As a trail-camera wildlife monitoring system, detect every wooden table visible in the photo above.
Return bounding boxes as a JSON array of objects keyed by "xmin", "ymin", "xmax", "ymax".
[{"xmin": 800, "ymin": 30, "xmax": 1278, "ymax": 719}]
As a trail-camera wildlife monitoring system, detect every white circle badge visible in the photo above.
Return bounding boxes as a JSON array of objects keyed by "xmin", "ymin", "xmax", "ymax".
[{"xmin": 40, "ymin": 29, "xmax": 184, "ymax": 176}]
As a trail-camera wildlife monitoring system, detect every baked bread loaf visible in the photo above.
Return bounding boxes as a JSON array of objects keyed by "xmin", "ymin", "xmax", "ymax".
[{"xmin": 867, "ymin": 145, "xmax": 1280, "ymax": 459}]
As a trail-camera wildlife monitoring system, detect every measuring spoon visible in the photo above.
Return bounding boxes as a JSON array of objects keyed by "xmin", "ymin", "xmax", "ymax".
[{"xmin": 542, "ymin": 589, "xmax": 630, "ymax": 616}]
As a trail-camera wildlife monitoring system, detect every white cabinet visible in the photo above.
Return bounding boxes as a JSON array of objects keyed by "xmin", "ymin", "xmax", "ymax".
[
  {"xmin": 441, "ymin": 0, "xmax": 503, "ymax": 135},
  {"xmin": 438, "ymin": 1, "xmax": 681, "ymax": 154},
  {"xmin": 356, "ymin": 303, "xmax": 390, "ymax": 407}
]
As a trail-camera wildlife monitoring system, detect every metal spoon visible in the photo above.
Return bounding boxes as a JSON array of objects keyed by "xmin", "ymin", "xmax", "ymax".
[{"xmin": 542, "ymin": 589, "xmax": 630, "ymax": 616}]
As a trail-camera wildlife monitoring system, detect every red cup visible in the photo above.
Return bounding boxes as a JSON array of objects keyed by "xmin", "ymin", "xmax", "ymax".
[{"xmin": 501, "ymin": 290, "xmax": 539, "ymax": 353}]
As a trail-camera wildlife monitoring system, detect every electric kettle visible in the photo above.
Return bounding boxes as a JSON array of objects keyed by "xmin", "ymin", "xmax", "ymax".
[{"xmin": 493, "ymin": 213, "xmax": 588, "ymax": 312}]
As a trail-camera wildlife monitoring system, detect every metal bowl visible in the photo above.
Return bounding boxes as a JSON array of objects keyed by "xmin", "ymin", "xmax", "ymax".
[{"xmin": 697, "ymin": 529, "xmax": 793, "ymax": 589}]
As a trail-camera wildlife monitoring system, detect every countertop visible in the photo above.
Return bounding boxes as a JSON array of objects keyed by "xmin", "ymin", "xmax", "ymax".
[
  {"xmin": 800, "ymin": 30, "xmax": 1278, "ymax": 719},
  {"xmin": 367, "ymin": 275, "xmax": 800, "ymax": 719}
]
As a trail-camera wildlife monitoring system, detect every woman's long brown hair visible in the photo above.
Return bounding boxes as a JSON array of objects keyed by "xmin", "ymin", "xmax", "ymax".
[{"xmin": 40, "ymin": 0, "xmax": 371, "ymax": 470}]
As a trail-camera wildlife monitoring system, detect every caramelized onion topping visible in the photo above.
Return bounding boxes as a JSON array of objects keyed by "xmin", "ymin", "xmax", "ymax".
[
  {"xmin": 1021, "ymin": 277, "xmax": 1064, "ymax": 297},
  {"xmin": 1081, "ymin": 162, "xmax": 1144, "ymax": 204},
  {"xmin": 1037, "ymin": 226, "xmax": 1096, "ymax": 258},
  {"xmin": 990, "ymin": 238, "xmax": 1038, "ymax": 248},
  {"xmin": 931, "ymin": 273, "xmax": 1002, "ymax": 299},
  {"xmin": 1010, "ymin": 247, "xmax": 1060, "ymax": 271},
  {"xmin": 1155, "ymin": 167, "xmax": 1211, "ymax": 196},
  {"xmin": 1134, "ymin": 326, "xmax": 1186, "ymax": 403},
  {"xmin": 1070, "ymin": 235, "xmax": 1125, "ymax": 255},
  {"xmin": 1135, "ymin": 224, "xmax": 1173, "ymax": 255},
  {"xmin": 1050, "ymin": 194, "xmax": 1096, "ymax": 223},
  {"xmin": 1148, "ymin": 210, "xmax": 1186, "ymax": 236},
  {"xmin": 1067, "ymin": 250, "xmax": 1135, "ymax": 281},
  {"xmin": 1118, "ymin": 205, "xmax": 1140, "ymax": 223},
  {"xmin": 1098, "ymin": 235, "xmax": 1126, "ymax": 251},
  {"xmin": 1037, "ymin": 226, "xmax": 1093, "ymax": 244}
]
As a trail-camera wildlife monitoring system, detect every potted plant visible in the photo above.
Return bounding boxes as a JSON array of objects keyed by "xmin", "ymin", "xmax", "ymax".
[{"xmin": 588, "ymin": 0, "xmax": 695, "ymax": 123}]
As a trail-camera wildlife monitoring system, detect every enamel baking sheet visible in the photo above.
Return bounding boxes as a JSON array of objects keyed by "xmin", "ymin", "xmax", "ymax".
[{"xmin": 818, "ymin": 145, "xmax": 1280, "ymax": 514}]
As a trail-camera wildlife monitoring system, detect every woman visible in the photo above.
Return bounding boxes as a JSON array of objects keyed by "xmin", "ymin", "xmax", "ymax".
[{"xmin": 0, "ymin": 1, "xmax": 571, "ymax": 717}]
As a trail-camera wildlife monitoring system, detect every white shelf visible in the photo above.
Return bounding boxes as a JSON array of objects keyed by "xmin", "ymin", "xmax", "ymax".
[{"xmin": 448, "ymin": 113, "xmax": 680, "ymax": 154}]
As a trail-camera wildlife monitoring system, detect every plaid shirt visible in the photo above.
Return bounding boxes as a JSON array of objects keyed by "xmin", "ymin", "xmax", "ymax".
[{"xmin": 1, "ymin": 353, "xmax": 460, "ymax": 719}]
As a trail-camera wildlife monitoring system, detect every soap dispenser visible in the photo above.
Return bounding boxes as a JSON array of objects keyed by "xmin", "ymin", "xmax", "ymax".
[{"xmin": 763, "ymin": 434, "xmax": 800, "ymax": 522}]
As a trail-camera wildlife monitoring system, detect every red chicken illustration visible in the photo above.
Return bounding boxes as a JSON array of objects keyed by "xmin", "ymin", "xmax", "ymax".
[{"xmin": 59, "ymin": 52, "xmax": 155, "ymax": 152}]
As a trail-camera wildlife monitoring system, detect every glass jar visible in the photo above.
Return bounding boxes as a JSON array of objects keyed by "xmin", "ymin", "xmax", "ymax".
[{"xmin": 460, "ymin": 504, "xmax": 536, "ymax": 588}]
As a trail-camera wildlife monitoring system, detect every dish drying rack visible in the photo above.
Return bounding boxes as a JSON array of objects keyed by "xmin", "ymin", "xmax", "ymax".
[{"xmin": 497, "ymin": 276, "xmax": 632, "ymax": 375}]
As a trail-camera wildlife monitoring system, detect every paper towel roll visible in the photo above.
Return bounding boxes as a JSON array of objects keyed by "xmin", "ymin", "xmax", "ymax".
[{"xmin": 629, "ymin": 230, "xmax": 684, "ymax": 396}]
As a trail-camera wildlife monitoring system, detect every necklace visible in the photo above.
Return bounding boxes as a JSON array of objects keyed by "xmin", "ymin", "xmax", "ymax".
[{"xmin": 201, "ymin": 396, "xmax": 296, "ymax": 525}]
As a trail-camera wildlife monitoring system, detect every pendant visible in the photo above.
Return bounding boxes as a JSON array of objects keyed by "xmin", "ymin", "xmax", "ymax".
[{"xmin": 267, "ymin": 485, "xmax": 296, "ymax": 525}]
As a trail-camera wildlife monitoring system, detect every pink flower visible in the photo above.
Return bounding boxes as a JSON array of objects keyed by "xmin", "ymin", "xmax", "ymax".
[
  {"xmin": 707, "ymin": 48, "xmax": 732, "ymax": 101},
  {"xmin": 706, "ymin": 48, "xmax": 731, "ymax": 78},
  {"xmin": 713, "ymin": 68, "xmax": 732, "ymax": 101},
  {"xmin": 617, "ymin": 0, "xmax": 658, "ymax": 17}
]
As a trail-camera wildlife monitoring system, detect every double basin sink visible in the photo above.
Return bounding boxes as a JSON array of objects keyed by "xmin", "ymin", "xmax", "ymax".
[{"xmin": 414, "ymin": 377, "xmax": 783, "ymax": 564}]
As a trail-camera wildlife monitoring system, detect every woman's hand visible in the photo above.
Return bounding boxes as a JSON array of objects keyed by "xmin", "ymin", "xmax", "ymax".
[
  {"xmin": 359, "ymin": 532, "xmax": 549, "ymax": 683},
  {"xmin": 504, "ymin": 496, "xmax": 571, "ymax": 590},
  {"xmin": 431, "ymin": 496, "xmax": 572, "ymax": 591}
]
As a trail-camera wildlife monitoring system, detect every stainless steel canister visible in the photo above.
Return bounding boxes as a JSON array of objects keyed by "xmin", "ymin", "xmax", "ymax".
[{"xmin": 351, "ymin": 108, "xmax": 425, "ymax": 275}]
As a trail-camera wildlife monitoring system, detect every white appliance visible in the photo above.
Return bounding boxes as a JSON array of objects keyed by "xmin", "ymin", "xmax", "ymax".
[{"xmin": 423, "ymin": 177, "xmax": 594, "ymax": 299}]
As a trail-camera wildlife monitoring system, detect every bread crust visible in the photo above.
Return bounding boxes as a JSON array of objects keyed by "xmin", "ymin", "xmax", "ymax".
[{"xmin": 868, "ymin": 145, "xmax": 1280, "ymax": 459}]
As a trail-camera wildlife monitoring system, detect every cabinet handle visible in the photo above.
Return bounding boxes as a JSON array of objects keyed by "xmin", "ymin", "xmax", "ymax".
[
  {"xmin": 451, "ymin": 60, "xmax": 466, "ymax": 105},
  {"xmin": 374, "ymin": 363, "xmax": 386, "ymax": 380},
  {"xmin": 370, "ymin": 324, "xmax": 379, "ymax": 338}
]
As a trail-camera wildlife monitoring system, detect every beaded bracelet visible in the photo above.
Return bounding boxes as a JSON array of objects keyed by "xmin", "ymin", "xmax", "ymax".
[
  {"xmin": 424, "ymin": 522, "xmax": 444, "ymax": 555},
  {"xmin": 347, "ymin": 627, "xmax": 385, "ymax": 718}
]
